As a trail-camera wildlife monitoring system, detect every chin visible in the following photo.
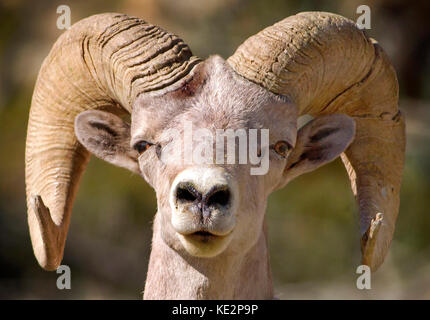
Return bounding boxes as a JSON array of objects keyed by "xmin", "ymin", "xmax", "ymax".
[{"xmin": 177, "ymin": 231, "xmax": 234, "ymax": 258}]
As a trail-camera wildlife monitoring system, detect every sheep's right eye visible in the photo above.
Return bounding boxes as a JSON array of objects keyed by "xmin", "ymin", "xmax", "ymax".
[{"xmin": 134, "ymin": 140, "xmax": 153, "ymax": 154}]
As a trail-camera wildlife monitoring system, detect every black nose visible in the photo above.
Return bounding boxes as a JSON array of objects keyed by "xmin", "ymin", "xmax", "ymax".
[
  {"xmin": 205, "ymin": 186, "xmax": 230, "ymax": 207},
  {"xmin": 175, "ymin": 183, "xmax": 231, "ymax": 218},
  {"xmin": 176, "ymin": 183, "xmax": 202, "ymax": 203}
]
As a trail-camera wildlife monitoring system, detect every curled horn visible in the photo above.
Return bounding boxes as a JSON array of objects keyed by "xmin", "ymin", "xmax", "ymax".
[
  {"xmin": 25, "ymin": 13, "xmax": 200, "ymax": 270},
  {"xmin": 228, "ymin": 12, "xmax": 405, "ymax": 270}
]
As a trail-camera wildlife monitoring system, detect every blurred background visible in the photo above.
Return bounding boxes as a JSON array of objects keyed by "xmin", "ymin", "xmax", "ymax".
[{"xmin": 1, "ymin": 0, "xmax": 429, "ymax": 299}]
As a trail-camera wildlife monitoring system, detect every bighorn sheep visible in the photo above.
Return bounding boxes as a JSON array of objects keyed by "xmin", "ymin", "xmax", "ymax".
[{"xmin": 25, "ymin": 12, "xmax": 405, "ymax": 299}]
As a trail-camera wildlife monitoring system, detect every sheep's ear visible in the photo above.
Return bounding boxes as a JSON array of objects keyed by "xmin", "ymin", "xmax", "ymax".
[
  {"xmin": 75, "ymin": 110, "xmax": 140, "ymax": 174},
  {"xmin": 283, "ymin": 114, "xmax": 355, "ymax": 183}
]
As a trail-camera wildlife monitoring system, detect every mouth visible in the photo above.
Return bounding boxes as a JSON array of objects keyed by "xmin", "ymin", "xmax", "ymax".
[
  {"xmin": 187, "ymin": 230, "xmax": 221, "ymax": 243},
  {"xmin": 177, "ymin": 229, "xmax": 234, "ymax": 257}
]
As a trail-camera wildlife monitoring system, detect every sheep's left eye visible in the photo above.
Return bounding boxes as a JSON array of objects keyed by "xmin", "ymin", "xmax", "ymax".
[
  {"xmin": 272, "ymin": 140, "xmax": 292, "ymax": 157},
  {"xmin": 133, "ymin": 140, "xmax": 153, "ymax": 154}
]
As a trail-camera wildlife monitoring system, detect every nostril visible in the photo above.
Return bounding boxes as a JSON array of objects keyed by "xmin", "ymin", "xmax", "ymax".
[
  {"xmin": 176, "ymin": 184, "xmax": 200, "ymax": 203},
  {"xmin": 206, "ymin": 188, "xmax": 230, "ymax": 207}
]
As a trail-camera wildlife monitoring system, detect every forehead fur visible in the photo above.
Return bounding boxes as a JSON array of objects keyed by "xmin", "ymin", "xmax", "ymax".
[{"xmin": 131, "ymin": 55, "xmax": 297, "ymax": 140}]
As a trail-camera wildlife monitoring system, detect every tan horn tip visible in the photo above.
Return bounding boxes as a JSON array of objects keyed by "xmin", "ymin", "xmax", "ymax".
[
  {"xmin": 361, "ymin": 213, "xmax": 385, "ymax": 271},
  {"xmin": 29, "ymin": 195, "xmax": 62, "ymax": 271}
]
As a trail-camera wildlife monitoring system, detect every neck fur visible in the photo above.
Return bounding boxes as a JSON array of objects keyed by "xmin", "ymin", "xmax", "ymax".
[{"xmin": 143, "ymin": 214, "xmax": 273, "ymax": 299}]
